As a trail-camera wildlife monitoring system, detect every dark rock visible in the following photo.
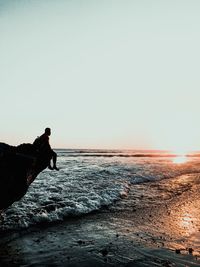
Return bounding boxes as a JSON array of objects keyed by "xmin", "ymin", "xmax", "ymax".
[
  {"xmin": 100, "ymin": 248, "xmax": 108, "ymax": 257},
  {"xmin": 175, "ymin": 249, "xmax": 181, "ymax": 254},
  {"xmin": 188, "ymin": 248, "xmax": 193, "ymax": 254},
  {"xmin": 77, "ymin": 240, "xmax": 85, "ymax": 245},
  {"xmin": 0, "ymin": 142, "xmax": 51, "ymax": 210}
]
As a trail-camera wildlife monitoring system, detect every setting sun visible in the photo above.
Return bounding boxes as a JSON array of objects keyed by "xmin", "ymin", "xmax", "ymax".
[
  {"xmin": 172, "ymin": 156, "xmax": 188, "ymax": 164},
  {"xmin": 172, "ymin": 149, "xmax": 188, "ymax": 164}
]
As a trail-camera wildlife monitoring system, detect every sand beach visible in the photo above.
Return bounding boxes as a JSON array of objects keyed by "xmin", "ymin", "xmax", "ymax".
[{"xmin": 0, "ymin": 173, "xmax": 200, "ymax": 266}]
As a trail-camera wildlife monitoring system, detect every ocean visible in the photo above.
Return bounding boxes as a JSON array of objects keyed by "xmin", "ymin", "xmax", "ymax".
[{"xmin": 1, "ymin": 149, "xmax": 200, "ymax": 233}]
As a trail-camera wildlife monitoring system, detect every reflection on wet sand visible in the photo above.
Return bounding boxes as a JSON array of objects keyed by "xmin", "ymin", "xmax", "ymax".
[
  {"xmin": 180, "ymin": 212, "xmax": 196, "ymax": 236},
  {"xmin": 110, "ymin": 173, "xmax": 200, "ymax": 263},
  {"xmin": 159, "ymin": 180, "xmax": 200, "ymax": 257}
]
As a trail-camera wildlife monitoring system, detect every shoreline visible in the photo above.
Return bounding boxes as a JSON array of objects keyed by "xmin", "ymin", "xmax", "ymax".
[{"xmin": 0, "ymin": 174, "xmax": 200, "ymax": 266}]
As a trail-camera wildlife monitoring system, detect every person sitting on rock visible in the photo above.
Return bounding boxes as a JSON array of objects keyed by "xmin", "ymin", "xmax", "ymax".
[{"xmin": 33, "ymin": 127, "xmax": 59, "ymax": 171}]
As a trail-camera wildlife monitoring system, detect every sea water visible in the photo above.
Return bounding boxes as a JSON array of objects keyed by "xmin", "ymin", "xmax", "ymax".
[{"xmin": 1, "ymin": 149, "xmax": 200, "ymax": 232}]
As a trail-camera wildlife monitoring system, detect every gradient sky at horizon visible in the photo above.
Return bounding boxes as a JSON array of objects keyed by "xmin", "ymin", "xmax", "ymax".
[{"xmin": 1, "ymin": 0, "xmax": 200, "ymax": 151}]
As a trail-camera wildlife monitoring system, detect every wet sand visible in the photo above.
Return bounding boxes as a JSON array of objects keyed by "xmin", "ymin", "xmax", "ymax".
[{"xmin": 1, "ymin": 174, "xmax": 200, "ymax": 266}]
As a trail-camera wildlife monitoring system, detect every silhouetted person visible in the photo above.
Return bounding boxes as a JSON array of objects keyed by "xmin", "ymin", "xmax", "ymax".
[{"xmin": 33, "ymin": 128, "xmax": 59, "ymax": 171}]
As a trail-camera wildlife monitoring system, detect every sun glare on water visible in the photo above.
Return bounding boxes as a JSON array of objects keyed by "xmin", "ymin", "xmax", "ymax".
[
  {"xmin": 173, "ymin": 156, "xmax": 187, "ymax": 164},
  {"xmin": 172, "ymin": 150, "xmax": 188, "ymax": 164}
]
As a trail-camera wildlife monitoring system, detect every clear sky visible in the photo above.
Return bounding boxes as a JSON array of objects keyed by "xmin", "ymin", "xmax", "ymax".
[{"xmin": 1, "ymin": 0, "xmax": 200, "ymax": 151}]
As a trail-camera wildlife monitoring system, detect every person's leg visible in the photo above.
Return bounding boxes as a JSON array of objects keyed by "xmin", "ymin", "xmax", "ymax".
[
  {"xmin": 52, "ymin": 151, "xmax": 59, "ymax": 170},
  {"xmin": 48, "ymin": 150, "xmax": 53, "ymax": 170}
]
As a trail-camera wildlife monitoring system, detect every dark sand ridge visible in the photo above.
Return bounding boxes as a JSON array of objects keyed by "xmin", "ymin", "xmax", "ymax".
[{"xmin": 0, "ymin": 174, "xmax": 200, "ymax": 266}]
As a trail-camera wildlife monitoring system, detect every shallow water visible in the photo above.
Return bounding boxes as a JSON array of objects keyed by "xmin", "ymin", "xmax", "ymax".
[{"xmin": 1, "ymin": 149, "xmax": 200, "ymax": 232}]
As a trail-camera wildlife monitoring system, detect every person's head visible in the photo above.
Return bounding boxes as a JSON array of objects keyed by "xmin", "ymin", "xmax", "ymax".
[{"xmin": 45, "ymin": 127, "xmax": 51, "ymax": 136}]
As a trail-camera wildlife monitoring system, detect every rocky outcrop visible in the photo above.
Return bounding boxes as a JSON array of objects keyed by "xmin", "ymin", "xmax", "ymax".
[{"xmin": 0, "ymin": 142, "xmax": 51, "ymax": 210}]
